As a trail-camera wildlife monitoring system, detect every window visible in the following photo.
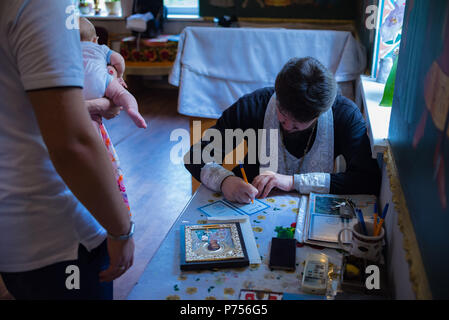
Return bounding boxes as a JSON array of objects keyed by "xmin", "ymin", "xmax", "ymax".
[
  {"xmin": 361, "ymin": 0, "xmax": 407, "ymax": 158},
  {"xmin": 77, "ymin": 0, "xmax": 122, "ymax": 17},
  {"xmin": 78, "ymin": 1, "xmax": 199, "ymax": 19},
  {"xmin": 371, "ymin": 0, "xmax": 406, "ymax": 79},
  {"xmin": 164, "ymin": 0, "xmax": 199, "ymax": 18}
]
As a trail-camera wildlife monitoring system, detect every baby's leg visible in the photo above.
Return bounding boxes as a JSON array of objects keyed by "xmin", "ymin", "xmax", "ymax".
[
  {"xmin": 105, "ymin": 78, "xmax": 147, "ymax": 129},
  {"xmin": 97, "ymin": 122, "xmax": 132, "ymax": 215}
]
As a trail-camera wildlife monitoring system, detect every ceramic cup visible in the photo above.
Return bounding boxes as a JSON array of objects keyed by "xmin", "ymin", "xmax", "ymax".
[{"xmin": 337, "ymin": 222, "xmax": 384, "ymax": 262}]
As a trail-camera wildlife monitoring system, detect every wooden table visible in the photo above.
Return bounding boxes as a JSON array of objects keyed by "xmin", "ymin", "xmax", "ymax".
[
  {"xmin": 123, "ymin": 62, "xmax": 173, "ymax": 80},
  {"xmin": 127, "ymin": 185, "xmax": 344, "ymax": 300}
]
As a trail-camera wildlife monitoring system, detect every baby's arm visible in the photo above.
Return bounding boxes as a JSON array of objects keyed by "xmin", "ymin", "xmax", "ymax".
[
  {"xmin": 109, "ymin": 51, "xmax": 126, "ymax": 78},
  {"xmin": 107, "ymin": 65, "xmax": 127, "ymax": 88},
  {"xmin": 105, "ymin": 79, "xmax": 147, "ymax": 129}
]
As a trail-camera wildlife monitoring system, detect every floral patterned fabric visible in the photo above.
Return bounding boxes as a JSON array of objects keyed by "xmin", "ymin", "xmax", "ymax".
[
  {"xmin": 120, "ymin": 35, "xmax": 178, "ymax": 63},
  {"xmin": 95, "ymin": 121, "xmax": 131, "ymax": 216}
]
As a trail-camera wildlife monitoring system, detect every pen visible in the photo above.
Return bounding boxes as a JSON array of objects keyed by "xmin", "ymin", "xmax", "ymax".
[
  {"xmin": 373, "ymin": 203, "xmax": 378, "ymax": 235},
  {"xmin": 375, "ymin": 203, "xmax": 389, "ymax": 237},
  {"xmin": 239, "ymin": 161, "xmax": 254, "ymax": 204},
  {"xmin": 356, "ymin": 209, "xmax": 368, "ymax": 236}
]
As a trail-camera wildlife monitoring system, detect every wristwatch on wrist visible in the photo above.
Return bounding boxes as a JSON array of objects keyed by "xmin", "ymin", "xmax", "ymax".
[{"xmin": 107, "ymin": 221, "xmax": 135, "ymax": 241}]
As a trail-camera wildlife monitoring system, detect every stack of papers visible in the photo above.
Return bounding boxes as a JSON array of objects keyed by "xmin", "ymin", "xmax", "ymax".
[
  {"xmin": 199, "ymin": 199, "xmax": 269, "ymax": 217},
  {"xmin": 296, "ymin": 193, "xmax": 377, "ymax": 249}
]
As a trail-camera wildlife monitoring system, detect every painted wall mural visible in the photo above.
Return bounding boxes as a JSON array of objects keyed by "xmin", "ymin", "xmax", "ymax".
[
  {"xmin": 413, "ymin": 14, "xmax": 449, "ymax": 210},
  {"xmin": 389, "ymin": 0, "xmax": 449, "ymax": 299},
  {"xmin": 200, "ymin": 0, "xmax": 356, "ymax": 20}
]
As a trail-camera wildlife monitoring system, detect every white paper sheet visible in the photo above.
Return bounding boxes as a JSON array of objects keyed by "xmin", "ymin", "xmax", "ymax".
[
  {"xmin": 295, "ymin": 195, "xmax": 309, "ymax": 243},
  {"xmin": 198, "ymin": 200, "xmax": 243, "ymax": 217},
  {"xmin": 223, "ymin": 199, "xmax": 270, "ymax": 216}
]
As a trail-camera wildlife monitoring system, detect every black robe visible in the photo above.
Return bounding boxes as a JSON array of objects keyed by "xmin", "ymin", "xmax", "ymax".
[{"xmin": 185, "ymin": 87, "xmax": 381, "ymax": 196}]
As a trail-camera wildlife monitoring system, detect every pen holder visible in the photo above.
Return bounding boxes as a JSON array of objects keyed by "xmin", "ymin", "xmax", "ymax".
[{"xmin": 338, "ymin": 222, "xmax": 384, "ymax": 263}]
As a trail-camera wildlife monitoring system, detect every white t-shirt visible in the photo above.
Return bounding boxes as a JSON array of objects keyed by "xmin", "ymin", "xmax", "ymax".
[
  {"xmin": 0, "ymin": 0, "xmax": 106, "ymax": 272},
  {"xmin": 81, "ymin": 41, "xmax": 113, "ymax": 100}
]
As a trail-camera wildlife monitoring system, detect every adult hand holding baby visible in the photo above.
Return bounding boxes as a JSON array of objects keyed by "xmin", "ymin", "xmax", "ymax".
[
  {"xmin": 86, "ymin": 97, "xmax": 121, "ymax": 124},
  {"xmin": 79, "ymin": 17, "xmax": 147, "ymax": 130}
]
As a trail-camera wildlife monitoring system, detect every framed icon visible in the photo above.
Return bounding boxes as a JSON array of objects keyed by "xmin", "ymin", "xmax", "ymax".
[{"xmin": 180, "ymin": 223, "xmax": 249, "ymax": 271}]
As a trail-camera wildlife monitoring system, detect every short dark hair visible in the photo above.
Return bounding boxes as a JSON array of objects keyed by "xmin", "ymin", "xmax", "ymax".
[{"xmin": 275, "ymin": 57, "xmax": 338, "ymax": 123}]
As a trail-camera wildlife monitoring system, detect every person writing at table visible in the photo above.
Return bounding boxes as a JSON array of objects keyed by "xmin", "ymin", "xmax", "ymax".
[{"xmin": 184, "ymin": 57, "xmax": 381, "ymax": 204}]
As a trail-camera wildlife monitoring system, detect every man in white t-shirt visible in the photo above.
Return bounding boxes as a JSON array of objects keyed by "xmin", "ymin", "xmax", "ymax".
[{"xmin": 0, "ymin": 0, "xmax": 135, "ymax": 299}]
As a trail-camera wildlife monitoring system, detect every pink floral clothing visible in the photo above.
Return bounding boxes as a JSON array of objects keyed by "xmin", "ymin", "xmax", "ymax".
[{"xmin": 94, "ymin": 121, "xmax": 131, "ymax": 216}]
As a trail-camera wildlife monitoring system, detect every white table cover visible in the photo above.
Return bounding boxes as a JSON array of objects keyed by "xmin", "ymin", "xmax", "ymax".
[{"xmin": 169, "ymin": 27, "xmax": 366, "ymax": 119}]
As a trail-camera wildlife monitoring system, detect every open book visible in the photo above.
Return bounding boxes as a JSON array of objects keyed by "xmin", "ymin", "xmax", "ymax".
[{"xmin": 295, "ymin": 193, "xmax": 378, "ymax": 249}]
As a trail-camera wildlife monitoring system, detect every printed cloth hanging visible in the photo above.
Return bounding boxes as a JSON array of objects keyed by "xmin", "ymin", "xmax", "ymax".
[{"xmin": 120, "ymin": 35, "xmax": 178, "ymax": 64}]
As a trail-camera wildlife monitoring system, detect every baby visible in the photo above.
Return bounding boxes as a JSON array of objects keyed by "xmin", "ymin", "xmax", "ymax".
[{"xmin": 79, "ymin": 17, "xmax": 147, "ymax": 129}]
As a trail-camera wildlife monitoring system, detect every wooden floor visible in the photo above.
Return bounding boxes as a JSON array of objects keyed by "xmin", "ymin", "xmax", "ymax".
[{"xmin": 0, "ymin": 80, "xmax": 192, "ymax": 300}]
